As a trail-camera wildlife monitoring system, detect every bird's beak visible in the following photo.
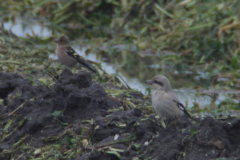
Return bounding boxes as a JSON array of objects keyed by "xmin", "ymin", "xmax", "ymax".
[
  {"xmin": 145, "ymin": 80, "xmax": 152, "ymax": 85},
  {"xmin": 55, "ymin": 40, "xmax": 58, "ymax": 43}
]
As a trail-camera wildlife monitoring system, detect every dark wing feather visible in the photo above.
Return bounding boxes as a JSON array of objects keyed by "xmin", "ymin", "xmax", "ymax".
[
  {"xmin": 65, "ymin": 47, "xmax": 98, "ymax": 74},
  {"xmin": 66, "ymin": 46, "xmax": 77, "ymax": 54},
  {"xmin": 173, "ymin": 100, "xmax": 200, "ymax": 123}
]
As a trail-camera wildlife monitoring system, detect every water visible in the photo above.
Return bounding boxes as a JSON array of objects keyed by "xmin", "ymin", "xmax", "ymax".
[
  {"xmin": 50, "ymin": 46, "xmax": 148, "ymax": 93},
  {"xmin": 50, "ymin": 46, "xmax": 239, "ymax": 108},
  {"xmin": 3, "ymin": 20, "xmax": 52, "ymax": 37},
  {"xmin": 3, "ymin": 20, "xmax": 240, "ymax": 109}
]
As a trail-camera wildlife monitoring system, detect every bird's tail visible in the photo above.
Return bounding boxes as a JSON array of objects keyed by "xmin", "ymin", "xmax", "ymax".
[{"xmin": 66, "ymin": 51, "xmax": 99, "ymax": 74}]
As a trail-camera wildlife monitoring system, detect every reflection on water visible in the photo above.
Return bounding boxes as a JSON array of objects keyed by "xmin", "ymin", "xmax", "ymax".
[{"xmin": 4, "ymin": 20, "xmax": 240, "ymax": 109}]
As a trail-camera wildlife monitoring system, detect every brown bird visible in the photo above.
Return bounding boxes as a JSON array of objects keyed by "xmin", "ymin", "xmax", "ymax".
[
  {"xmin": 55, "ymin": 36, "xmax": 98, "ymax": 74},
  {"xmin": 145, "ymin": 75, "xmax": 199, "ymax": 122}
]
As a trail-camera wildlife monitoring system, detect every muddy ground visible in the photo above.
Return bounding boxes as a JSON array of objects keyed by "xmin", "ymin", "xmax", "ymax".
[{"xmin": 0, "ymin": 70, "xmax": 240, "ymax": 160}]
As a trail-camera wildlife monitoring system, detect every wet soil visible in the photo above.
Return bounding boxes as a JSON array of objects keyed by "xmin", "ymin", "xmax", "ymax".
[{"xmin": 0, "ymin": 70, "xmax": 240, "ymax": 160}]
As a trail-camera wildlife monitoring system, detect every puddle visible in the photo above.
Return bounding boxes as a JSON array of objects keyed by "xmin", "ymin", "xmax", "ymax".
[
  {"xmin": 49, "ymin": 46, "xmax": 148, "ymax": 93},
  {"xmin": 50, "ymin": 45, "xmax": 240, "ymax": 108},
  {"xmin": 3, "ymin": 20, "xmax": 240, "ymax": 109},
  {"xmin": 3, "ymin": 20, "xmax": 52, "ymax": 37}
]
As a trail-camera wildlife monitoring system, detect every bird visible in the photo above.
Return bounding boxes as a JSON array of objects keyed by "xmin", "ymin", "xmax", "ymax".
[
  {"xmin": 145, "ymin": 75, "xmax": 199, "ymax": 123},
  {"xmin": 55, "ymin": 36, "xmax": 98, "ymax": 74}
]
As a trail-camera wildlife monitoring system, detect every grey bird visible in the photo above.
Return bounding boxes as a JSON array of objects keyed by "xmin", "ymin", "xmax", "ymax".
[
  {"xmin": 145, "ymin": 75, "xmax": 199, "ymax": 122},
  {"xmin": 55, "ymin": 36, "xmax": 98, "ymax": 74}
]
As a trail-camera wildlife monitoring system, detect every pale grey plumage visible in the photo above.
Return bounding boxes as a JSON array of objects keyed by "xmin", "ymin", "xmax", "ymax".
[{"xmin": 146, "ymin": 75, "xmax": 186, "ymax": 120}]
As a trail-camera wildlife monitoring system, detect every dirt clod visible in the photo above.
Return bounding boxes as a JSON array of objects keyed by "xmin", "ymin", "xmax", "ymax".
[{"xmin": 0, "ymin": 70, "xmax": 240, "ymax": 159}]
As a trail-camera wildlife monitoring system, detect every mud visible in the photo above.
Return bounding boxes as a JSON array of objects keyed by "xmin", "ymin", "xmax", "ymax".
[{"xmin": 0, "ymin": 70, "xmax": 240, "ymax": 160}]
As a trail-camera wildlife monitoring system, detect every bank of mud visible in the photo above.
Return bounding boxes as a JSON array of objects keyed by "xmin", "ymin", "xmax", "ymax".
[{"xmin": 0, "ymin": 70, "xmax": 240, "ymax": 160}]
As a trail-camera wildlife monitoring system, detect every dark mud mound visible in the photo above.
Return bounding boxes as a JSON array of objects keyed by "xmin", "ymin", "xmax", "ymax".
[
  {"xmin": 0, "ymin": 70, "xmax": 240, "ymax": 160},
  {"xmin": 143, "ymin": 116, "xmax": 240, "ymax": 160}
]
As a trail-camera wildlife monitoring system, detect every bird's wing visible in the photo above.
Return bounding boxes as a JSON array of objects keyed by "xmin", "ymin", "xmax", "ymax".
[
  {"xmin": 172, "ymin": 99, "xmax": 200, "ymax": 123},
  {"xmin": 65, "ymin": 46, "xmax": 77, "ymax": 54},
  {"xmin": 153, "ymin": 91, "xmax": 182, "ymax": 118},
  {"xmin": 172, "ymin": 99, "xmax": 191, "ymax": 117},
  {"xmin": 162, "ymin": 92, "xmax": 181, "ymax": 112},
  {"xmin": 65, "ymin": 46, "xmax": 98, "ymax": 74}
]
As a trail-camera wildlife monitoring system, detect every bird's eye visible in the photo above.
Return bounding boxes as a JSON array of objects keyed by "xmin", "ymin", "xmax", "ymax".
[{"xmin": 154, "ymin": 80, "xmax": 163, "ymax": 86}]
